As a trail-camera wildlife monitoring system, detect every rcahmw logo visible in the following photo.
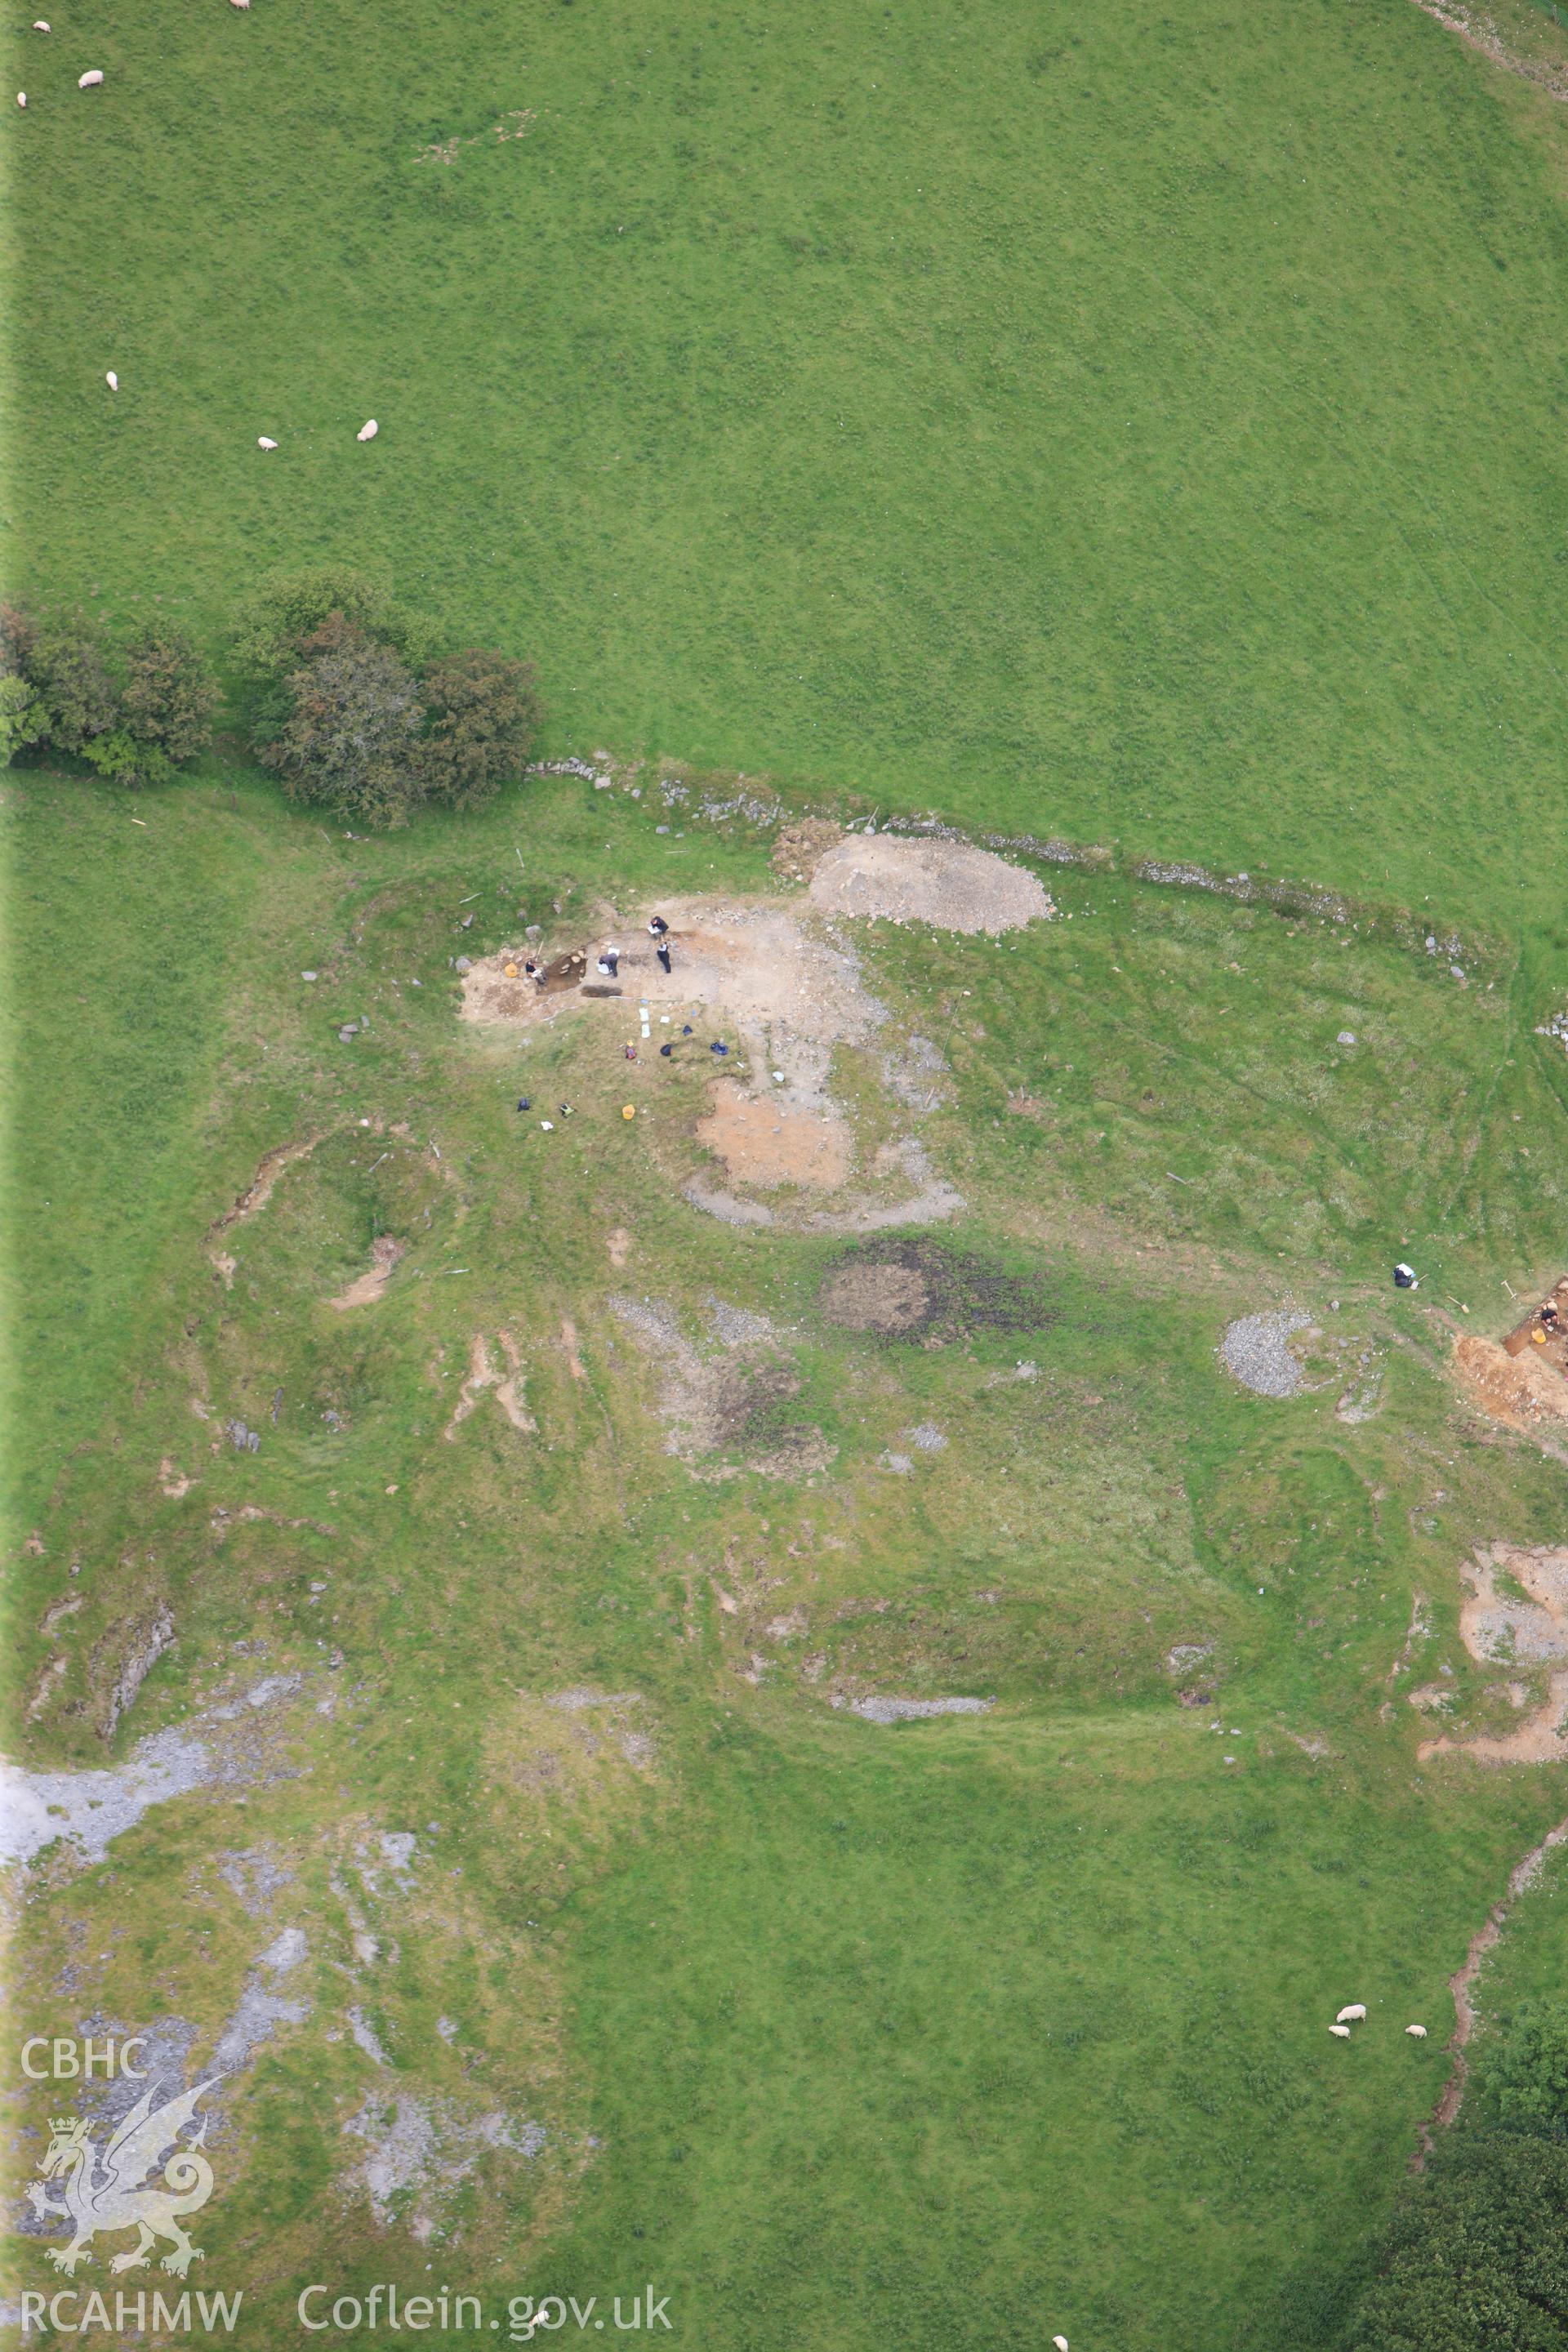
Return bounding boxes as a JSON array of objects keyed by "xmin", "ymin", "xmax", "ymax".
[{"xmin": 22, "ymin": 2069, "xmax": 233, "ymax": 2319}]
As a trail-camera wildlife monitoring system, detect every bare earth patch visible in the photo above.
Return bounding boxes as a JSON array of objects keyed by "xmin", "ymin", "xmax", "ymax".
[
  {"xmin": 771, "ymin": 818, "xmax": 843, "ymax": 882},
  {"xmin": 1419, "ymin": 1545, "xmax": 1568, "ymax": 1765},
  {"xmin": 610, "ymin": 1294, "xmax": 834, "ymax": 1481},
  {"xmin": 444, "ymin": 1333, "xmax": 534, "ymax": 1440},
  {"xmin": 820, "ymin": 1260, "xmax": 932, "ymax": 1334},
  {"xmin": 807, "ymin": 835, "xmax": 1054, "ymax": 933},
  {"xmin": 696, "ymin": 1088, "xmax": 852, "ymax": 1191},
  {"xmin": 331, "ymin": 1235, "xmax": 407, "ymax": 1312},
  {"xmin": 1454, "ymin": 1332, "xmax": 1568, "ymax": 1447},
  {"xmin": 462, "ymin": 890, "xmax": 965, "ymax": 1230}
]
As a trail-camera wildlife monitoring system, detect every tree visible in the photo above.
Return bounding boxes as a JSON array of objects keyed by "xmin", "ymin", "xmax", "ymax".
[
  {"xmin": 1343, "ymin": 2132, "xmax": 1568, "ymax": 2350},
  {"xmin": 231, "ymin": 564, "xmax": 434, "ymax": 683},
  {"xmin": 0, "ymin": 599, "xmax": 38, "ymax": 682},
  {"xmin": 259, "ymin": 629, "xmax": 427, "ymax": 827},
  {"xmin": 1471, "ymin": 2004, "xmax": 1568, "ymax": 2142},
  {"xmin": 418, "ymin": 647, "xmax": 541, "ymax": 808},
  {"xmin": 29, "ymin": 617, "xmax": 118, "ymax": 754},
  {"xmin": 0, "ymin": 672, "xmax": 45, "ymax": 765},
  {"xmin": 81, "ymin": 728, "xmax": 176, "ymax": 792},
  {"xmin": 122, "ymin": 626, "xmax": 217, "ymax": 765}
]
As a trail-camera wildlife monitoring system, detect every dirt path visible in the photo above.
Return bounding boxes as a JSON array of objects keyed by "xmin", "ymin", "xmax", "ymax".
[
  {"xmin": 1409, "ymin": 0, "xmax": 1568, "ymax": 101},
  {"xmin": 1414, "ymin": 1812, "xmax": 1568, "ymax": 2164}
]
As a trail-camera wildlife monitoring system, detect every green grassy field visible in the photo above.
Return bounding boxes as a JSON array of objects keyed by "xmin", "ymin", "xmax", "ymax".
[
  {"xmin": 9, "ymin": 0, "xmax": 1568, "ymax": 925},
  {"xmin": 12, "ymin": 0, "xmax": 1568, "ymax": 2341}
]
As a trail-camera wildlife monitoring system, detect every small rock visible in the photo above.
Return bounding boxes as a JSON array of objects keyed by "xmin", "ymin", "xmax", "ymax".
[
  {"xmin": 337, "ymin": 1024, "xmax": 359, "ymax": 1043},
  {"xmin": 1337, "ymin": 1031, "xmax": 1356, "ymax": 1045},
  {"xmin": 453, "ymin": 956, "xmax": 473, "ymax": 974},
  {"xmin": 301, "ymin": 969, "xmax": 317, "ymax": 981}
]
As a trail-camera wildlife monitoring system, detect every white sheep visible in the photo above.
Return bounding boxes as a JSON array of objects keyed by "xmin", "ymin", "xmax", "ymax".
[
  {"xmin": 33, "ymin": 21, "xmax": 50, "ymax": 31},
  {"xmin": 105, "ymin": 371, "xmax": 118, "ymax": 390},
  {"xmin": 356, "ymin": 419, "xmax": 378, "ymax": 442},
  {"xmin": 1336, "ymin": 2005, "xmax": 1366, "ymax": 2024},
  {"xmin": 257, "ymin": 435, "xmax": 278, "ymax": 449},
  {"xmin": 1329, "ymin": 2024, "xmax": 1352, "ymax": 2038},
  {"xmin": 1054, "ymin": 2338, "xmax": 1070, "ymax": 2351},
  {"xmin": 229, "ymin": 0, "xmax": 251, "ymax": 9},
  {"xmin": 1406, "ymin": 2025, "xmax": 1428, "ymax": 2039},
  {"xmin": 78, "ymin": 68, "xmax": 102, "ymax": 87},
  {"xmin": 16, "ymin": 91, "xmax": 25, "ymax": 106}
]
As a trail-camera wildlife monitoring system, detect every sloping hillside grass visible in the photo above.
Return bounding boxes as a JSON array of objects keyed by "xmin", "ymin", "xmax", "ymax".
[
  {"xmin": 7, "ymin": 0, "xmax": 1568, "ymax": 927},
  {"xmin": 9, "ymin": 770, "xmax": 1568, "ymax": 2345}
]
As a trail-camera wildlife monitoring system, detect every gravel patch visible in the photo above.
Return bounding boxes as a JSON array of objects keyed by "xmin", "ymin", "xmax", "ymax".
[
  {"xmin": 212, "ymin": 1927, "xmax": 310, "ymax": 2074},
  {"xmin": 706, "ymin": 1297, "xmax": 782, "ymax": 1348},
  {"xmin": 883, "ymin": 1034, "xmax": 951, "ymax": 1111},
  {"xmin": 546, "ymin": 1689, "xmax": 643, "ymax": 1712},
  {"xmin": 808, "ymin": 835, "xmax": 1053, "ymax": 933},
  {"xmin": 344, "ymin": 2093, "xmax": 547, "ymax": 2234},
  {"xmin": 348, "ymin": 2006, "xmax": 390, "ymax": 2065},
  {"xmin": 216, "ymin": 1846, "xmax": 296, "ymax": 1915},
  {"xmin": 908, "ymin": 1421, "xmax": 947, "ymax": 1452},
  {"xmin": 1219, "ymin": 1312, "xmax": 1313, "ymax": 1398},
  {"xmin": 833, "ymin": 1695, "xmax": 995, "ymax": 1724},
  {"xmin": 0, "ymin": 1731, "xmax": 216, "ymax": 1868}
]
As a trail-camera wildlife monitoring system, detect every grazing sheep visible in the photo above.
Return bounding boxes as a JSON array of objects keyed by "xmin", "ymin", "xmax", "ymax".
[
  {"xmin": 1406, "ymin": 2024, "xmax": 1428, "ymax": 2039},
  {"xmin": 257, "ymin": 435, "xmax": 278, "ymax": 449},
  {"xmin": 1329, "ymin": 2024, "xmax": 1352, "ymax": 2038},
  {"xmin": 16, "ymin": 91, "xmax": 24, "ymax": 106},
  {"xmin": 356, "ymin": 419, "xmax": 378, "ymax": 442},
  {"xmin": 1336, "ymin": 2005, "xmax": 1366, "ymax": 2024},
  {"xmin": 105, "ymin": 371, "xmax": 118, "ymax": 390},
  {"xmin": 78, "ymin": 68, "xmax": 103, "ymax": 87},
  {"xmin": 229, "ymin": 0, "xmax": 251, "ymax": 9},
  {"xmin": 33, "ymin": 21, "xmax": 50, "ymax": 31},
  {"xmin": 1054, "ymin": 2338, "xmax": 1070, "ymax": 2351}
]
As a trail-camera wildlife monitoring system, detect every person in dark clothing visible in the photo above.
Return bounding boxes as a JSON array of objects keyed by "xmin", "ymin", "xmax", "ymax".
[
  {"xmin": 656, "ymin": 940, "xmax": 672, "ymax": 974},
  {"xmin": 648, "ymin": 915, "xmax": 670, "ymax": 937}
]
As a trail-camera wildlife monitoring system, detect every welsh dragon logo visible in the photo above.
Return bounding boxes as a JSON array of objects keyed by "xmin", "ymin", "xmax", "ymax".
[{"xmin": 26, "ymin": 2077, "xmax": 222, "ymax": 2278}]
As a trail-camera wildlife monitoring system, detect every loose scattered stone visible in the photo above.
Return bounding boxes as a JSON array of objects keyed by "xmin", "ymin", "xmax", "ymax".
[{"xmin": 1219, "ymin": 1312, "xmax": 1312, "ymax": 1398}]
